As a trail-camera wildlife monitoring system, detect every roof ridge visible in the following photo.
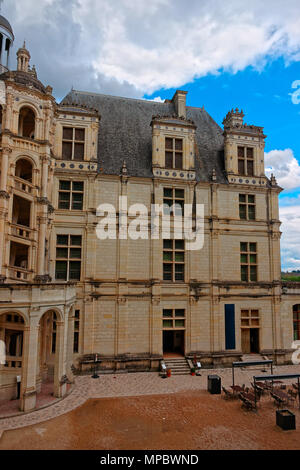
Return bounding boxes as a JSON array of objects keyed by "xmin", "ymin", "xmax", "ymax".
[{"xmin": 64, "ymin": 89, "xmax": 171, "ymax": 106}]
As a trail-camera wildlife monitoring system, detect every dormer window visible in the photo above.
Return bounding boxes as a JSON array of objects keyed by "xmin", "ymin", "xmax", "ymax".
[
  {"xmin": 165, "ymin": 137, "xmax": 183, "ymax": 169},
  {"xmin": 238, "ymin": 146, "xmax": 254, "ymax": 176},
  {"xmin": 62, "ymin": 127, "xmax": 85, "ymax": 161}
]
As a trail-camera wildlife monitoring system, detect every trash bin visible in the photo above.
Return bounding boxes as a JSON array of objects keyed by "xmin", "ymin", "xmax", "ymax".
[
  {"xmin": 207, "ymin": 375, "xmax": 221, "ymax": 394},
  {"xmin": 276, "ymin": 409, "xmax": 296, "ymax": 430}
]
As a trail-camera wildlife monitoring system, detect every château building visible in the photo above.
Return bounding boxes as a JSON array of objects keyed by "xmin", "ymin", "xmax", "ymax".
[{"xmin": 0, "ymin": 14, "xmax": 300, "ymax": 412}]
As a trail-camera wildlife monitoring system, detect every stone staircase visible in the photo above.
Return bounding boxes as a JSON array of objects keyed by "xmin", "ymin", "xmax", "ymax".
[
  {"xmin": 241, "ymin": 354, "xmax": 271, "ymax": 371},
  {"xmin": 163, "ymin": 357, "xmax": 191, "ymax": 376}
]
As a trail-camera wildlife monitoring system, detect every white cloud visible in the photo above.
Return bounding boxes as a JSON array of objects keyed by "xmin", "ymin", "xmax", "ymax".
[
  {"xmin": 280, "ymin": 201, "xmax": 300, "ymax": 271},
  {"xmin": 265, "ymin": 149, "xmax": 300, "ymax": 190},
  {"xmin": 3, "ymin": 0, "xmax": 300, "ymax": 98}
]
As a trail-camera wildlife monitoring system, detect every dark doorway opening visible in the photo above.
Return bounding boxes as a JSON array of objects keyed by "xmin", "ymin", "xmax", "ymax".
[
  {"xmin": 163, "ymin": 330, "xmax": 184, "ymax": 356},
  {"xmin": 250, "ymin": 329, "xmax": 259, "ymax": 353}
]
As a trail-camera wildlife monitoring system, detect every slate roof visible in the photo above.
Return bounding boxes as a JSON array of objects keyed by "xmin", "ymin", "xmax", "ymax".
[{"xmin": 60, "ymin": 90, "xmax": 226, "ymax": 183}]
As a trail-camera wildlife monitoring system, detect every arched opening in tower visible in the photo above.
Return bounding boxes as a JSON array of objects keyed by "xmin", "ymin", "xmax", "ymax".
[{"xmin": 18, "ymin": 107, "xmax": 36, "ymax": 139}]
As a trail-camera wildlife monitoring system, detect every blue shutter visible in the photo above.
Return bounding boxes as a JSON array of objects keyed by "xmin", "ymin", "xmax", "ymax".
[{"xmin": 225, "ymin": 304, "xmax": 236, "ymax": 350}]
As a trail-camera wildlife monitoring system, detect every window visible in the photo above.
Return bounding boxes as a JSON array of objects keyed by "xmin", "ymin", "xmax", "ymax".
[
  {"xmin": 165, "ymin": 137, "xmax": 183, "ymax": 169},
  {"xmin": 239, "ymin": 194, "xmax": 256, "ymax": 220},
  {"xmin": 238, "ymin": 146, "xmax": 254, "ymax": 176},
  {"xmin": 163, "ymin": 187, "xmax": 184, "ymax": 215},
  {"xmin": 58, "ymin": 181, "xmax": 84, "ymax": 210},
  {"xmin": 74, "ymin": 309, "xmax": 80, "ymax": 353},
  {"xmin": 62, "ymin": 127, "xmax": 85, "ymax": 161},
  {"xmin": 293, "ymin": 305, "xmax": 300, "ymax": 341},
  {"xmin": 163, "ymin": 309, "xmax": 185, "ymax": 329},
  {"xmin": 241, "ymin": 309, "xmax": 260, "ymax": 327},
  {"xmin": 55, "ymin": 234, "xmax": 82, "ymax": 281},
  {"xmin": 163, "ymin": 239, "xmax": 185, "ymax": 282},
  {"xmin": 240, "ymin": 242, "xmax": 257, "ymax": 282}
]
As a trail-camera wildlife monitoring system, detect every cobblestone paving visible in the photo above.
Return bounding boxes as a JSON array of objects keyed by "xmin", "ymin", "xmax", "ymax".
[{"xmin": 0, "ymin": 364, "xmax": 299, "ymax": 435}]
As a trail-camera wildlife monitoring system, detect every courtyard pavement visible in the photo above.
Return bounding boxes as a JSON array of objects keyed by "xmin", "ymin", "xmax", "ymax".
[{"xmin": 0, "ymin": 363, "xmax": 299, "ymax": 437}]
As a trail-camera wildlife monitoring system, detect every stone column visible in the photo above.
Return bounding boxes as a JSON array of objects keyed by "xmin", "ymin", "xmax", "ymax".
[
  {"xmin": 36, "ymin": 157, "xmax": 49, "ymax": 278},
  {"xmin": 53, "ymin": 318, "xmax": 68, "ymax": 398},
  {"xmin": 20, "ymin": 322, "xmax": 40, "ymax": 412},
  {"xmin": 66, "ymin": 307, "xmax": 75, "ymax": 382},
  {"xmin": 0, "ymin": 148, "xmax": 10, "ymax": 280}
]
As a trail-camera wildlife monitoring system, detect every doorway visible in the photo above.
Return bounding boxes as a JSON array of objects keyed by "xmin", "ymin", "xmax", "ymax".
[
  {"xmin": 163, "ymin": 330, "xmax": 184, "ymax": 356},
  {"xmin": 241, "ymin": 328, "xmax": 260, "ymax": 354}
]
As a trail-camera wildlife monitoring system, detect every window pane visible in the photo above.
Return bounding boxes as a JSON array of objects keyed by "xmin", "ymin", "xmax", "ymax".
[
  {"xmin": 247, "ymin": 160, "xmax": 254, "ymax": 176},
  {"xmin": 250, "ymin": 254, "xmax": 257, "ymax": 264},
  {"xmin": 62, "ymin": 142, "xmax": 72, "ymax": 160},
  {"xmin": 164, "ymin": 188, "xmax": 172, "ymax": 198},
  {"xmin": 58, "ymin": 192, "xmax": 70, "ymax": 202},
  {"xmin": 175, "ymin": 153, "xmax": 182, "ymax": 169},
  {"xmin": 175, "ymin": 319, "xmax": 185, "ymax": 327},
  {"xmin": 70, "ymin": 248, "xmax": 81, "ymax": 259},
  {"xmin": 163, "ymin": 239, "xmax": 172, "ymax": 249},
  {"xmin": 58, "ymin": 196, "xmax": 70, "ymax": 210},
  {"xmin": 163, "ymin": 264, "xmax": 172, "ymax": 280},
  {"xmin": 174, "ymin": 202, "xmax": 183, "ymax": 216},
  {"xmin": 163, "ymin": 310, "xmax": 173, "ymax": 317},
  {"xmin": 56, "ymin": 247, "xmax": 68, "ymax": 258},
  {"xmin": 163, "ymin": 320, "xmax": 173, "ymax": 328},
  {"xmin": 72, "ymin": 201, "xmax": 83, "ymax": 211},
  {"xmin": 72, "ymin": 192, "xmax": 83, "ymax": 204},
  {"xmin": 72, "ymin": 181, "xmax": 84, "ymax": 191},
  {"xmin": 175, "ymin": 189, "xmax": 184, "ymax": 199},
  {"xmin": 75, "ymin": 128, "xmax": 85, "ymax": 141},
  {"xmin": 248, "ymin": 205, "xmax": 255, "ymax": 220},
  {"xmin": 175, "ymin": 240, "xmax": 184, "ymax": 250},
  {"xmin": 238, "ymin": 147, "xmax": 244, "ymax": 158},
  {"xmin": 239, "ymin": 194, "xmax": 246, "ymax": 202},
  {"xmin": 240, "ymin": 254, "xmax": 248, "ymax": 264},
  {"xmin": 249, "ymin": 243, "xmax": 256, "ymax": 252},
  {"xmin": 163, "ymin": 252, "xmax": 172, "ymax": 261},
  {"xmin": 63, "ymin": 127, "xmax": 73, "ymax": 140},
  {"xmin": 241, "ymin": 310, "xmax": 249, "ymax": 318},
  {"xmin": 248, "ymin": 195, "xmax": 255, "ymax": 204},
  {"xmin": 238, "ymin": 159, "xmax": 245, "ymax": 175},
  {"xmin": 241, "ymin": 265, "xmax": 248, "ymax": 281},
  {"xmin": 70, "ymin": 235, "xmax": 82, "ymax": 246},
  {"xmin": 175, "ymin": 264, "xmax": 184, "ymax": 281},
  {"xmin": 57, "ymin": 235, "xmax": 68, "ymax": 245},
  {"xmin": 73, "ymin": 331, "xmax": 79, "ymax": 353},
  {"xmin": 239, "ymin": 205, "xmax": 247, "ymax": 220},
  {"xmin": 175, "ymin": 252, "xmax": 184, "ymax": 262},
  {"xmin": 175, "ymin": 309, "xmax": 185, "ymax": 317},
  {"xmin": 59, "ymin": 180, "xmax": 71, "ymax": 190},
  {"xmin": 251, "ymin": 310, "xmax": 259, "ymax": 317},
  {"xmin": 165, "ymin": 138, "xmax": 173, "ymax": 150},
  {"xmin": 240, "ymin": 242, "xmax": 247, "ymax": 252},
  {"xmin": 55, "ymin": 261, "xmax": 67, "ymax": 280},
  {"xmin": 247, "ymin": 147, "xmax": 254, "ymax": 159},
  {"xmin": 250, "ymin": 266, "xmax": 257, "ymax": 281},
  {"xmin": 175, "ymin": 139, "xmax": 183, "ymax": 151},
  {"xmin": 74, "ymin": 143, "xmax": 84, "ymax": 161},
  {"xmin": 69, "ymin": 261, "xmax": 81, "ymax": 280},
  {"xmin": 165, "ymin": 152, "xmax": 173, "ymax": 168}
]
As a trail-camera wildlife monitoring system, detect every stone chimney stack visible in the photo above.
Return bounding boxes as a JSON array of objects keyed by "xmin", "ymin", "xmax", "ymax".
[{"xmin": 172, "ymin": 90, "xmax": 188, "ymax": 119}]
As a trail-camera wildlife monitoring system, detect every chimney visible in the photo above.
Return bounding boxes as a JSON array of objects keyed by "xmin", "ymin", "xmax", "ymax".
[{"xmin": 172, "ymin": 90, "xmax": 187, "ymax": 119}]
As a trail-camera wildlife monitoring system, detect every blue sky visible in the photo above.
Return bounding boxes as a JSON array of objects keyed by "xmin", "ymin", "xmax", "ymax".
[{"xmin": 4, "ymin": 0, "xmax": 300, "ymax": 270}]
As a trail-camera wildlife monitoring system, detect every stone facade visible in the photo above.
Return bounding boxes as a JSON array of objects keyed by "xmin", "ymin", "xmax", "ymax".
[{"xmin": 0, "ymin": 14, "xmax": 299, "ymax": 411}]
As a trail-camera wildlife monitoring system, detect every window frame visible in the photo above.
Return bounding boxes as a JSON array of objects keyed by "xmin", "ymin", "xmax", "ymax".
[
  {"xmin": 165, "ymin": 137, "xmax": 183, "ymax": 169},
  {"xmin": 162, "ymin": 309, "xmax": 186, "ymax": 329},
  {"xmin": 238, "ymin": 146, "xmax": 255, "ymax": 176},
  {"xmin": 55, "ymin": 234, "xmax": 82, "ymax": 281},
  {"xmin": 163, "ymin": 239, "xmax": 185, "ymax": 282},
  {"xmin": 62, "ymin": 127, "xmax": 85, "ymax": 161},
  {"xmin": 58, "ymin": 180, "xmax": 84, "ymax": 211},
  {"xmin": 241, "ymin": 309, "xmax": 260, "ymax": 328},
  {"xmin": 239, "ymin": 194, "xmax": 256, "ymax": 221},
  {"xmin": 240, "ymin": 242, "xmax": 258, "ymax": 282}
]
